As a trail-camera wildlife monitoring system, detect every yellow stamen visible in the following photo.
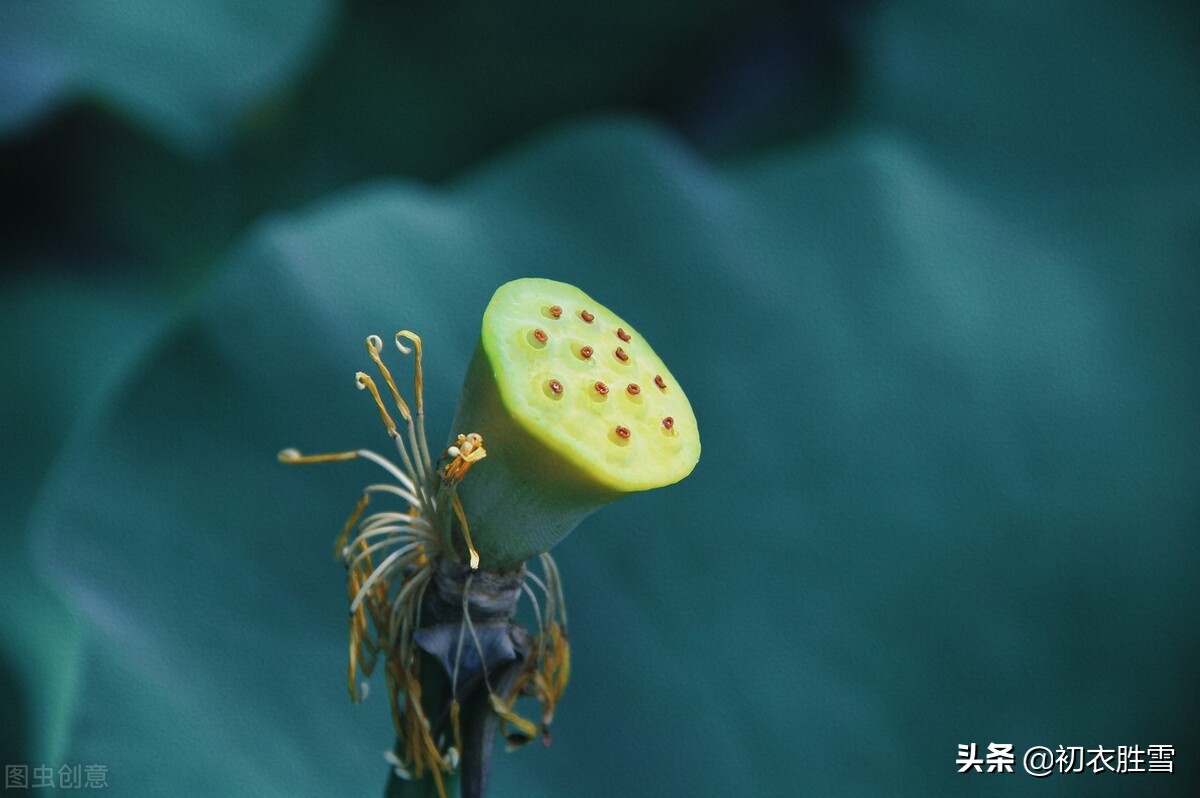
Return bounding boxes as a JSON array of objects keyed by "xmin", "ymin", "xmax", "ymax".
[
  {"xmin": 366, "ymin": 335, "xmax": 412, "ymax": 422},
  {"xmin": 488, "ymin": 694, "xmax": 539, "ymax": 739},
  {"xmin": 400, "ymin": 668, "xmax": 450, "ymax": 797},
  {"xmin": 548, "ymin": 622, "xmax": 571, "ymax": 707},
  {"xmin": 450, "ymin": 699, "xmax": 463, "ymax": 756},
  {"xmin": 396, "ymin": 331, "xmax": 435, "ymax": 480},
  {"xmin": 452, "ymin": 494, "xmax": 480, "ymax": 570},
  {"xmin": 395, "ymin": 331, "xmax": 425, "ymax": 413},
  {"xmin": 347, "ymin": 570, "xmax": 369, "ymax": 700},
  {"xmin": 333, "ymin": 492, "xmax": 370, "ymax": 557},
  {"xmin": 356, "ymin": 372, "xmax": 398, "ymax": 437},
  {"xmin": 443, "ymin": 433, "xmax": 487, "ymax": 484},
  {"xmin": 347, "ymin": 623, "xmax": 359, "ymax": 700},
  {"xmin": 277, "ymin": 448, "xmax": 358, "ymax": 464}
]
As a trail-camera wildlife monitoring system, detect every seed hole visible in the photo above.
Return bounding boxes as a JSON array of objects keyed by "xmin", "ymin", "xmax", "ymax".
[
  {"xmin": 588, "ymin": 379, "xmax": 609, "ymax": 403},
  {"xmin": 607, "ymin": 426, "xmax": 632, "ymax": 446},
  {"xmin": 626, "ymin": 383, "xmax": 640, "ymax": 395},
  {"xmin": 578, "ymin": 345, "xmax": 594, "ymax": 360},
  {"xmin": 654, "ymin": 375, "xmax": 667, "ymax": 390},
  {"xmin": 662, "ymin": 416, "xmax": 675, "ymax": 431},
  {"xmin": 543, "ymin": 379, "xmax": 564, "ymax": 399},
  {"xmin": 544, "ymin": 305, "xmax": 563, "ymax": 319},
  {"xmin": 580, "ymin": 310, "xmax": 595, "ymax": 323},
  {"xmin": 526, "ymin": 328, "xmax": 548, "ymax": 348},
  {"xmin": 614, "ymin": 346, "xmax": 629, "ymax": 363},
  {"xmin": 616, "ymin": 328, "xmax": 631, "ymax": 342}
]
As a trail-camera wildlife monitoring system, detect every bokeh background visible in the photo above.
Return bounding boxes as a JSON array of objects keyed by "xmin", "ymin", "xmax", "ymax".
[{"xmin": 2, "ymin": 2, "xmax": 1198, "ymax": 796}]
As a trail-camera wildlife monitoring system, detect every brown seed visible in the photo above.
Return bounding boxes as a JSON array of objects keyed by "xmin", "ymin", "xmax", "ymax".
[
  {"xmin": 549, "ymin": 379, "xmax": 563, "ymax": 394},
  {"xmin": 594, "ymin": 381, "xmax": 609, "ymax": 395},
  {"xmin": 654, "ymin": 375, "xmax": 667, "ymax": 390},
  {"xmin": 662, "ymin": 416, "xmax": 674, "ymax": 430},
  {"xmin": 614, "ymin": 346, "xmax": 629, "ymax": 362},
  {"xmin": 626, "ymin": 383, "xmax": 640, "ymax": 395},
  {"xmin": 533, "ymin": 328, "xmax": 548, "ymax": 343},
  {"xmin": 549, "ymin": 305, "xmax": 563, "ymax": 318},
  {"xmin": 580, "ymin": 310, "xmax": 595, "ymax": 323},
  {"xmin": 615, "ymin": 425, "xmax": 631, "ymax": 439},
  {"xmin": 616, "ymin": 327, "xmax": 631, "ymax": 342},
  {"xmin": 580, "ymin": 345, "xmax": 594, "ymax": 359}
]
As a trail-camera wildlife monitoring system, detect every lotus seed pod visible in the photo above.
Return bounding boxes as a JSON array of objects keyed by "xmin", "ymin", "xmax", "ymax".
[{"xmin": 451, "ymin": 277, "xmax": 700, "ymax": 567}]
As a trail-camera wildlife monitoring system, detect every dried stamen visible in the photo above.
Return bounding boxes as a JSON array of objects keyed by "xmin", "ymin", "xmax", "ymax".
[
  {"xmin": 654, "ymin": 375, "xmax": 666, "ymax": 390},
  {"xmin": 533, "ymin": 328, "xmax": 548, "ymax": 343},
  {"xmin": 616, "ymin": 327, "xmax": 631, "ymax": 342},
  {"xmin": 442, "ymin": 432, "xmax": 486, "ymax": 485},
  {"xmin": 662, "ymin": 416, "xmax": 674, "ymax": 430},
  {"xmin": 356, "ymin": 372, "xmax": 399, "ymax": 438},
  {"xmin": 452, "ymin": 494, "xmax": 481, "ymax": 570},
  {"xmin": 579, "ymin": 345, "xmax": 594, "ymax": 359},
  {"xmin": 594, "ymin": 381, "xmax": 609, "ymax": 395},
  {"xmin": 284, "ymin": 324, "xmax": 517, "ymax": 789},
  {"xmin": 614, "ymin": 347, "xmax": 629, "ymax": 362},
  {"xmin": 615, "ymin": 425, "xmax": 631, "ymax": 439},
  {"xmin": 580, "ymin": 310, "xmax": 594, "ymax": 323},
  {"xmin": 626, "ymin": 383, "xmax": 640, "ymax": 395}
]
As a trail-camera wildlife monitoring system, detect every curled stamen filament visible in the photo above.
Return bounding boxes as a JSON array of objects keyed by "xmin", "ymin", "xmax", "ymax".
[
  {"xmin": 280, "ymin": 449, "xmax": 421, "ymax": 501},
  {"xmin": 349, "ymin": 522, "xmax": 434, "ymax": 553},
  {"xmin": 521, "ymin": 580, "xmax": 546, "ymax": 642},
  {"xmin": 284, "ymin": 324, "xmax": 518, "ymax": 789},
  {"xmin": 540, "ymin": 552, "xmax": 567, "ymax": 630},
  {"xmin": 391, "ymin": 570, "xmax": 431, "ymax": 659},
  {"xmin": 365, "ymin": 333, "xmax": 436, "ymax": 517},
  {"xmin": 357, "ymin": 511, "xmax": 435, "ymax": 536},
  {"xmin": 396, "ymin": 331, "xmax": 436, "ymax": 484},
  {"xmin": 347, "ymin": 535, "xmax": 422, "ymax": 571},
  {"xmin": 350, "ymin": 542, "xmax": 422, "ymax": 613}
]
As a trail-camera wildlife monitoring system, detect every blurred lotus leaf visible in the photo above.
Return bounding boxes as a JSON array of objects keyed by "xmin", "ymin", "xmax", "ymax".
[
  {"xmin": 32, "ymin": 104, "xmax": 1200, "ymax": 794},
  {"xmin": 6, "ymin": 1, "xmax": 1199, "ymax": 797},
  {"xmin": 0, "ymin": 0, "xmax": 333, "ymax": 152}
]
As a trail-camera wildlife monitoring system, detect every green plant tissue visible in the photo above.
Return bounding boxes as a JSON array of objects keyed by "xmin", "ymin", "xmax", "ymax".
[
  {"xmin": 7, "ymin": 1, "xmax": 1199, "ymax": 796},
  {"xmin": 31, "ymin": 110, "xmax": 1200, "ymax": 794}
]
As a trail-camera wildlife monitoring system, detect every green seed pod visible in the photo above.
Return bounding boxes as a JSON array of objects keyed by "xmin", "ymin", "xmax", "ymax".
[{"xmin": 451, "ymin": 277, "xmax": 700, "ymax": 568}]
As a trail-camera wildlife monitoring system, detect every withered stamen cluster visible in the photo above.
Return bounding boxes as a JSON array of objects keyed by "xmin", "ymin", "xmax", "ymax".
[{"xmin": 281, "ymin": 331, "xmax": 571, "ymax": 798}]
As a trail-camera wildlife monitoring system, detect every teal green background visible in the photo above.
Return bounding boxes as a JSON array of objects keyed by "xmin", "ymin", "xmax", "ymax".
[{"xmin": 2, "ymin": 2, "xmax": 1197, "ymax": 796}]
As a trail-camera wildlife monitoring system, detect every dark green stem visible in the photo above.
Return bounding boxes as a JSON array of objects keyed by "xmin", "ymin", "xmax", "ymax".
[{"xmin": 383, "ymin": 559, "xmax": 530, "ymax": 798}]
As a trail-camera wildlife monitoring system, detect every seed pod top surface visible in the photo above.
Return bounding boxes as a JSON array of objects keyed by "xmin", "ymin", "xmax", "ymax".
[{"xmin": 479, "ymin": 277, "xmax": 699, "ymax": 494}]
